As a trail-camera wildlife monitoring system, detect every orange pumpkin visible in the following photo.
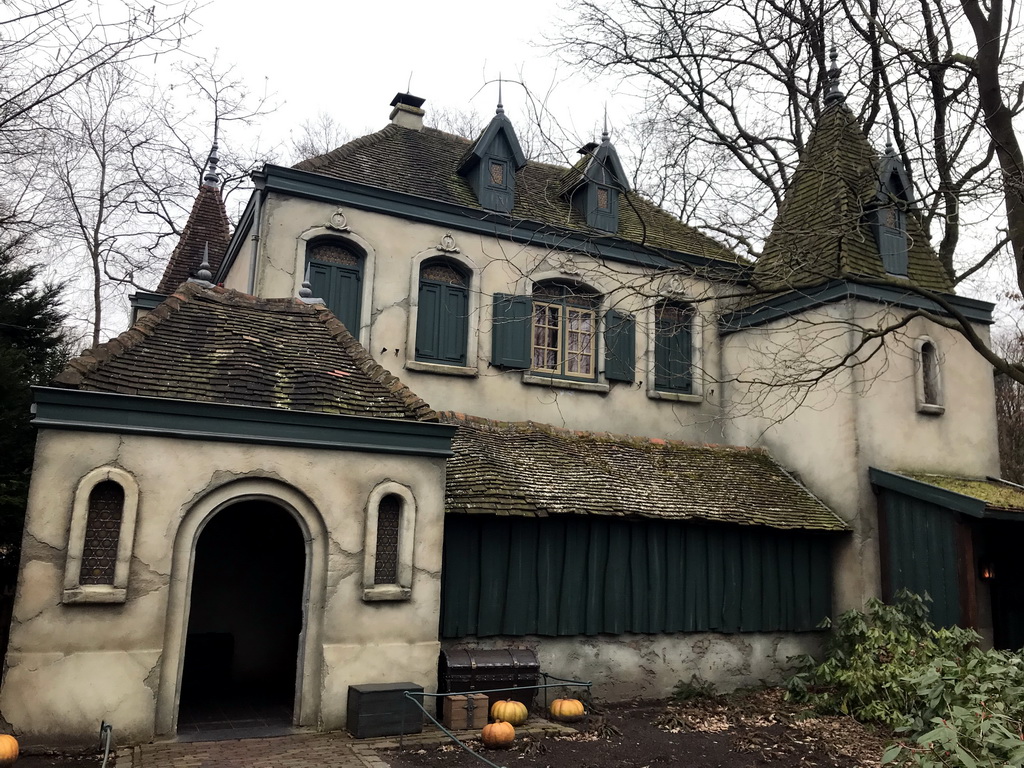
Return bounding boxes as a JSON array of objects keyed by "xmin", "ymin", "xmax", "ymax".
[
  {"xmin": 549, "ymin": 697, "xmax": 586, "ymax": 721},
  {"xmin": 0, "ymin": 734, "xmax": 18, "ymax": 766},
  {"xmin": 480, "ymin": 720, "xmax": 515, "ymax": 749},
  {"xmin": 490, "ymin": 698, "xmax": 528, "ymax": 726}
]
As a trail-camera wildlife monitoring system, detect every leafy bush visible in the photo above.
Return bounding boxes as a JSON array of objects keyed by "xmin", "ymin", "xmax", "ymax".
[{"xmin": 787, "ymin": 590, "xmax": 1024, "ymax": 768}]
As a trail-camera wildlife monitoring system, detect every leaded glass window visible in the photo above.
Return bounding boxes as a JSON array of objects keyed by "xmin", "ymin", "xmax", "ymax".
[
  {"xmin": 79, "ymin": 481, "xmax": 124, "ymax": 585},
  {"xmin": 374, "ymin": 494, "xmax": 401, "ymax": 585},
  {"xmin": 530, "ymin": 283, "xmax": 598, "ymax": 379}
]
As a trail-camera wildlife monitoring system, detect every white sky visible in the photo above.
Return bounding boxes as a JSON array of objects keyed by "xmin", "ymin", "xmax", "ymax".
[{"xmin": 186, "ymin": 0, "xmax": 620, "ymax": 159}]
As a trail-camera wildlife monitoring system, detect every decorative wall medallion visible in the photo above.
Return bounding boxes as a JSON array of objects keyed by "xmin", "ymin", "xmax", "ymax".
[
  {"xmin": 663, "ymin": 275, "xmax": 688, "ymax": 297},
  {"xmin": 327, "ymin": 207, "xmax": 351, "ymax": 232},
  {"xmin": 435, "ymin": 232, "xmax": 461, "ymax": 254},
  {"xmin": 550, "ymin": 253, "xmax": 581, "ymax": 276}
]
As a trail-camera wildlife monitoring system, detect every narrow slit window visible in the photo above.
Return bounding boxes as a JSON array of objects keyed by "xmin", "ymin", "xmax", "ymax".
[
  {"xmin": 374, "ymin": 494, "xmax": 402, "ymax": 585},
  {"xmin": 79, "ymin": 481, "xmax": 125, "ymax": 585},
  {"xmin": 922, "ymin": 342, "xmax": 939, "ymax": 405}
]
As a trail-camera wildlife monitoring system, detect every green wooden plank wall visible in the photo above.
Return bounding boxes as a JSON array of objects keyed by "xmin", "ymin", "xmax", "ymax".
[
  {"xmin": 882, "ymin": 491, "xmax": 960, "ymax": 627},
  {"xmin": 440, "ymin": 515, "xmax": 833, "ymax": 638}
]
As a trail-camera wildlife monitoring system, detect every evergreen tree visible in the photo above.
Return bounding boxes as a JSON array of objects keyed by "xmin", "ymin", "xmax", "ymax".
[{"xmin": 0, "ymin": 234, "xmax": 69, "ymax": 579}]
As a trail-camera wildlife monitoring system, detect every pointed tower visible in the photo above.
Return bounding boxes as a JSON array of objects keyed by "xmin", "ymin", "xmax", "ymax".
[
  {"xmin": 753, "ymin": 48, "xmax": 952, "ymax": 292},
  {"xmin": 156, "ymin": 143, "xmax": 232, "ymax": 293}
]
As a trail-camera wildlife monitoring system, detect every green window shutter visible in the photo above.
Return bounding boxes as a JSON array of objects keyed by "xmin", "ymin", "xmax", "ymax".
[
  {"xmin": 440, "ymin": 284, "xmax": 469, "ymax": 365},
  {"xmin": 491, "ymin": 293, "xmax": 531, "ymax": 368},
  {"xmin": 309, "ymin": 261, "xmax": 362, "ymax": 336},
  {"xmin": 415, "ymin": 282, "xmax": 442, "ymax": 361},
  {"xmin": 603, "ymin": 309, "xmax": 635, "ymax": 382},
  {"xmin": 655, "ymin": 309, "xmax": 693, "ymax": 393}
]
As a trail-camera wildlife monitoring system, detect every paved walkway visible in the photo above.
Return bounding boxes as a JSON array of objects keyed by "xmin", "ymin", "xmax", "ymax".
[{"xmin": 125, "ymin": 721, "xmax": 571, "ymax": 767}]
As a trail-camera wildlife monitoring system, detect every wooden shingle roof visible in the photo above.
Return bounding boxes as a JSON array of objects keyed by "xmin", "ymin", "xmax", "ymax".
[
  {"xmin": 55, "ymin": 283, "xmax": 436, "ymax": 421},
  {"xmin": 754, "ymin": 103, "xmax": 953, "ymax": 292},
  {"xmin": 294, "ymin": 124, "xmax": 740, "ymax": 265},
  {"xmin": 156, "ymin": 185, "xmax": 232, "ymax": 294},
  {"xmin": 441, "ymin": 413, "xmax": 848, "ymax": 531}
]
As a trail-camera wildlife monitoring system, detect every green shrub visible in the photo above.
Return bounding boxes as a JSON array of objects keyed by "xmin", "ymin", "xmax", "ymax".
[{"xmin": 787, "ymin": 590, "xmax": 1024, "ymax": 768}]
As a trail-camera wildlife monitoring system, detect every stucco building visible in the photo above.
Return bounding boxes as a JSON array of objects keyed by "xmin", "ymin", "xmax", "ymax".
[{"xmin": 3, "ymin": 72, "xmax": 1021, "ymax": 748}]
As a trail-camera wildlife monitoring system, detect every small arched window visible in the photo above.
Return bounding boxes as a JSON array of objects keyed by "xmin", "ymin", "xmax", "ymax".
[
  {"xmin": 79, "ymin": 481, "xmax": 125, "ymax": 585},
  {"xmin": 306, "ymin": 239, "xmax": 364, "ymax": 335},
  {"xmin": 363, "ymin": 483, "xmax": 416, "ymax": 602},
  {"xmin": 531, "ymin": 282, "xmax": 600, "ymax": 380},
  {"xmin": 373, "ymin": 494, "xmax": 402, "ymax": 585},
  {"xmin": 416, "ymin": 259, "xmax": 469, "ymax": 366},
  {"xmin": 915, "ymin": 337, "xmax": 944, "ymax": 415},
  {"xmin": 63, "ymin": 467, "xmax": 140, "ymax": 604}
]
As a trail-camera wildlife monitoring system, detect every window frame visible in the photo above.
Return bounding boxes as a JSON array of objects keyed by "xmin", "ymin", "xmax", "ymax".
[
  {"xmin": 646, "ymin": 299, "xmax": 704, "ymax": 403},
  {"xmin": 915, "ymin": 336, "xmax": 945, "ymax": 415},
  {"xmin": 529, "ymin": 283, "xmax": 600, "ymax": 381},
  {"xmin": 63, "ymin": 466, "xmax": 140, "ymax": 604},
  {"xmin": 305, "ymin": 237, "xmax": 365, "ymax": 337},
  {"xmin": 362, "ymin": 482, "xmax": 417, "ymax": 602},
  {"xmin": 414, "ymin": 258, "xmax": 471, "ymax": 368}
]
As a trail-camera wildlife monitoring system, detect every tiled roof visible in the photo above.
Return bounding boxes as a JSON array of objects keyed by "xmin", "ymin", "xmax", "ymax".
[
  {"xmin": 905, "ymin": 473, "xmax": 1024, "ymax": 514},
  {"xmin": 754, "ymin": 103, "xmax": 953, "ymax": 292},
  {"xmin": 54, "ymin": 283, "xmax": 436, "ymax": 421},
  {"xmin": 156, "ymin": 185, "xmax": 232, "ymax": 294},
  {"xmin": 294, "ymin": 125, "xmax": 740, "ymax": 265},
  {"xmin": 441, "ymin": 413, "xmax": 848, "ymax": 531}
]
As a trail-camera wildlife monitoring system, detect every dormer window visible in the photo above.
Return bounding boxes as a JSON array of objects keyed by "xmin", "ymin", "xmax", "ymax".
[
  {"xmin": 872, "ymin": 143, "xmax": 915, "ymax": 278},
  {"xmin": 458, "ymin": 105, "xmax": 527, "ymax": 214},
  {"xmin": 559, "ymin": 129, "xmax": 630, "ymax": 234}
]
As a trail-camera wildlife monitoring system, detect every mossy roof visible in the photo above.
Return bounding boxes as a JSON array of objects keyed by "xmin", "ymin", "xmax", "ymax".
[
  {"xmin": 54, "ymin": 282, "xmax": 437, "ymax": 421},
  {"xmin": 294, "ymin": 124, "xmax": 740, "ymax": 266},
  {"xmin": 441, "ymin": 413, "xmax": 848, "ymax": 531},
  {"xmin": 754, "ymin": 103, "xmax": 953, "ymax": 293},
  {"xmin": 906, "ymin": 473, "xmax": 1024, "ymax": 513}
]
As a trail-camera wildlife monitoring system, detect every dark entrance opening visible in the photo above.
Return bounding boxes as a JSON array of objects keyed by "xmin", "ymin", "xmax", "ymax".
[
  {"xmin": 178, "ymin": 501, "xmax": 305, "ymax": 737},
  {"xmin": 978, "ymin": 520, "xmax": 1024, "ymax": 650}
]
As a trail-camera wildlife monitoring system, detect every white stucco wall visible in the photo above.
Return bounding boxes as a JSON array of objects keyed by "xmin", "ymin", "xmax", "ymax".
[
  {"xmin": 1, "ymin": 428, "xmax": 447, "ymax": 748},
  {"xmin": 721, "ymin": 299, "xmax": 1000, "ymax": 614},
  {"xmin": 228, "ymin": 193, "xmax": 729, "ymax": 445}
]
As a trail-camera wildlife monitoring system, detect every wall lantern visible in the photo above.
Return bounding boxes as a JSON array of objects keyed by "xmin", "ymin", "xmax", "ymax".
[{"xmin": 979, "ymin": 560, "xmax": 996, "ymax": 581}]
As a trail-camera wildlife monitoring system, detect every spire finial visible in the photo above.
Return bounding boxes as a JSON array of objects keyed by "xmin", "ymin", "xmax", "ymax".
[
  {"xmin": 299, "ymin": 265, "xmax": 313, "ymax": 299},
  {"xmin": 602, "ymin": 104, "xmax": 610, "ymax": 142},
  {"xmin": 202, "ymin": 140, "xmax": 221, "ymax": 189},
  {"xmin": 497, "ymin": 75, "xmax": 504, "ymax": 115},
  {"xmin": 824, "ymin": 43, "xmax": 845, "ymax": 107},
  {"xmin": 194, "ymin": 242, "xmax": 213, "ymax": 283},
  {"xmin": 885, "ymin": 125, "xmax": 896, "ymax": 155}
]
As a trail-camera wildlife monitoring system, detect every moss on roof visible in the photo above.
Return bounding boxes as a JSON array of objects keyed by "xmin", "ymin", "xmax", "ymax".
[
  {"xmin": 754, "ymin": 103, "xmax": 953, "ymax": 293},
  {"xmin": 54, "ymin": 283, "xmax": 437, "ymax": 421},
  {"xmin": 441, "ymin": 413, "xmax": 848, "ymax": 531},
  {"xmin": 906, "ymin": 473, "xmax": 1024, "ymax": 512},
  {"xmin": 294, "ymin": 125, "xmax": 741, "ymax": 266}
]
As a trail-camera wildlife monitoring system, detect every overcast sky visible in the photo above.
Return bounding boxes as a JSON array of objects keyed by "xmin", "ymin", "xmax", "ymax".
[{"xmin": 185, "ymin": 0, "xmax": 619, "ymax": 160}]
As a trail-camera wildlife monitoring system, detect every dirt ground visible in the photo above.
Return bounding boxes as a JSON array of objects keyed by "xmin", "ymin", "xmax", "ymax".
[{"xmin": 384, "ymin": 689, "xmax": 892, "ymax": 768}]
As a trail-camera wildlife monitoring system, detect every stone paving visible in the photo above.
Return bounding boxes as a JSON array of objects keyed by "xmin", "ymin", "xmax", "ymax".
[{"xmin": 125, "ymin": 721, "xmax": 572, "ymax": 767}]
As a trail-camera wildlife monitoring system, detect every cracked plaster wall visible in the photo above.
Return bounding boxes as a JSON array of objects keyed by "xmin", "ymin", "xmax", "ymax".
[
  {"xmin": 246, "ymin": 194, "xmax": 728, "ymax": 444},
  {"xmin": 449, "ymin": 632, "xmax": 821, "ymax": 701},
  {"xmin": 1, "ymin": 429, "xmax": 447, "ymax": 747},
  {"xmin": 721, "ymin": 303, "xmax": 1000, "ymax": 615}
]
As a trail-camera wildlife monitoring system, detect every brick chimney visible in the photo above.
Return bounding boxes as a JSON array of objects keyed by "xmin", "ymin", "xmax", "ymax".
[{"xmin": 390, "ymin": 92, "xmax": 425, "ymax": 131}]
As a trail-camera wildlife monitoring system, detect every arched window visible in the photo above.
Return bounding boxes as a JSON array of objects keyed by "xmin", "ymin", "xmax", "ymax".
[
  {"xmin": 363, "ymin": 483, "xmax": 416, "ymax": 601},
  {"xmin": 63, "ymin": 467, "xmax": 140, "ymax": 604},
  {"xmin": 306, "ymin": 239, "xmax": 364, "ymax": 335},
  {"xmin": 79, "ymin": 481, "xmax": 125, "ymax": 585},
  {"xmin": 415, "ymin": 259, "xmax": 469, "ymax": 366},
  {"xmin": 915, "ymin": 337, "xmax": 944, "ymax": 415},
  {"xmin": 531, "ymin": 282, "xmax": 600, "ymax": 380},
  {"xmin": 373, "ymin": 494, "xmax": 402, "ymax": 585},
  {"xmin": 654, "ymin": 301, "xmax": 695, "ymax": 394}
]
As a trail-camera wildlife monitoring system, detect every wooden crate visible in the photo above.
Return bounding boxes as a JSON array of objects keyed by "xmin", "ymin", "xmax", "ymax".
[{"xmin": 442, "ymin": 693, "xmax": 489, "ymax": 730}]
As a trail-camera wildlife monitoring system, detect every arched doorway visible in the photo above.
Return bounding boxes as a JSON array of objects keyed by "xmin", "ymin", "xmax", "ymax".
[{"xmin": 178, "ymin": 501, "xmax": 306, "ymax": 735}]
